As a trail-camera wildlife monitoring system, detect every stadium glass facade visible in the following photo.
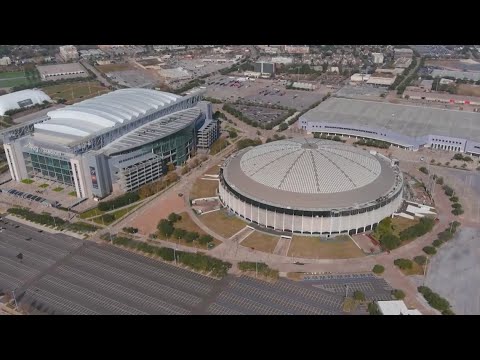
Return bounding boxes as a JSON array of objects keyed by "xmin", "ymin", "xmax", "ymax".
[{"xmin": 23, "ymin": 152, "xmax": 74, "ymax": 186}]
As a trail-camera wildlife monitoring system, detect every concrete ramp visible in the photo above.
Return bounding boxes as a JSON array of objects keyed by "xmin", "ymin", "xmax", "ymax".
[{"xmin": 273, "ymin": 236, "xmax": 291, "ymax": 256}]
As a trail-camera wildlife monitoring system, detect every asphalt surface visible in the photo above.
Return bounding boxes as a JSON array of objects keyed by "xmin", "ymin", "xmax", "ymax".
[{"xmin": 0, "ymin": 219, "xmax": 393, "ymax": 315}]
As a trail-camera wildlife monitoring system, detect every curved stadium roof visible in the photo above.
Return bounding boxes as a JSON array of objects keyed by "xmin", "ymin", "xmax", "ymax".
[
  {"xmin": 223, "ymin": 138, "xmax": 399, "ymax": 210},
  {"xmin": 0, "ymin": 89, "xmax": 51, "ymax": 115},
  {"xmin": 34, "ymin": 88, "xmax": 181, "ymax": 140}
]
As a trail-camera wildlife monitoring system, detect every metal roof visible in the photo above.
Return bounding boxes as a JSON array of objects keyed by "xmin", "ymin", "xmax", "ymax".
[
  {"xmin": 33, "ymin": 88, "xmax": 181, "ymax": 142},
  {"xmin": 0, "ymin": 89, "xmax": 51, "ymax": 115},
  {"xmin": 102, "ymin": 107, "xmax": 201, "ymax": 156},
  {"xmin": 302, "ymin": 97, "xmax": 480, "ymax": 141},
  {"xmin": 223, "ymin": 139, "xmax": 399, "ymax": 211}
]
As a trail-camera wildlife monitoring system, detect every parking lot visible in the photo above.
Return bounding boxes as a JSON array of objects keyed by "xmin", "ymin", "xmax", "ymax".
[
  {"xmin": 0, "ymin": 220, "xmax": 394, "ymax": 315},
  {"xmin": 410, "ymin": 45, "xmax": 453, "ymax": 58},
  {"xmin": 231, "ymin": 104, "xmax": 290, "ymax": 124},
  {"xmin": 205, "ymin": 76, "xmax": 329, "ymax": 110}
]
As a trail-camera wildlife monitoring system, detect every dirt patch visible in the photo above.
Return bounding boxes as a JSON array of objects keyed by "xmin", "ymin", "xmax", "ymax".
[
  {"xmin": 241, "ymin": 231, "xmax": 279, "ymax": 253},
  {"xmin": 129, "ymin": 191, "xmax": 185, "ymax": 235},
  {"xmin": 456, "ymin": 84, "xmax": 480, "ymax": 97},
  {"xmin": 288, "ymin": 235, "xmax": 365, "ymax": 259},
  {"xmin": 96, "ymin": 63, "xmax": 134, "ymax": 73},
  {"xmin": 190, "ymin": 178, "xmax": 219, "ymax": 200}
]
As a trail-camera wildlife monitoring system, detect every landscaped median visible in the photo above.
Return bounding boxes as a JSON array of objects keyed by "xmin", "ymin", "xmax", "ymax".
[
  {"xmin": 238, "ymin": 261, "xmax": 279, "ymax": 280},
  {"xmin": 103, "ymin": 234, "xmax": 231, "ymax": 278},
  {"xmin": 7, "ymin": 207, "xmax": 99, "ymax": 234}
]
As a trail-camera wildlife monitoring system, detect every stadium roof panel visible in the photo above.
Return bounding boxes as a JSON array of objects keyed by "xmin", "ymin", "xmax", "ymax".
[
  {"xmin": 102, "ymin": 107, "xmax": 201, "ymax": 156},
  {"xmin": 223, "ymin": 138, "xmax": 398, "ymax": 210},
  {"xmin": 34, "ymin": 89, "xmax": 182, "ymax": 143},
  {"xmin": 302, "ymin": 97, "xmax": 480, "ymax": 141}
]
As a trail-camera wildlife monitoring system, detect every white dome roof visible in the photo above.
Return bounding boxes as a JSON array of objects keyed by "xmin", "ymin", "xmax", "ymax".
[{"xmin": 0, "ymin": 89, "xmax": 52, "ymax": 115}]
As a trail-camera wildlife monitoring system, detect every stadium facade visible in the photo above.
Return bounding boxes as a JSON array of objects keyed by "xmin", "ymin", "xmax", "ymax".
[
  {"xmin": 2, "ymin": 88, "xmax": 219, "ymax": 199},
  {"xmin": 219, "ymin": 139, "xmax": 403, "ymax": 236},
  {"xmin": 299, "ymin": 97, "xmax": 480, "ymax": 155}
]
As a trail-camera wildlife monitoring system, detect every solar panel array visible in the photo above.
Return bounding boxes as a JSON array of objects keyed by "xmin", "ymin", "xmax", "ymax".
[{"xmin": 239, "ymin": 138, "xmax": 381, "ymax": 194}]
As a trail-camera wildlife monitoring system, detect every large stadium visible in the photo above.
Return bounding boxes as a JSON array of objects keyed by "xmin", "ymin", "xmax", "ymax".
[
  {"xmin": 2, "ymin": 88, "xmax": 219, "ymax": 199},
  {"xmin": 219, "ymin": 138, "xmax": 403, "ymax": 236}
]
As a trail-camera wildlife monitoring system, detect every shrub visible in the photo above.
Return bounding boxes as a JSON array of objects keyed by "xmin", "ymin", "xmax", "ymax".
[
  {"xmin": 437, "ymin": 230, "xmax": 454, "ymax": 242},
  {"xmin": 394, "ymin": 258, "xmax": 413, "ymax": 270},
  {"xmin": 419, "ymin": 166, "xmax": 429, "ymax": 174},
  {"xmin": 157, "ymin": 219, "xmax": 174, "ymax": 238},
  {"xmin": 414, "ymin": 255, "xmax": 427, "ymax": 265},
  {"xmin": 451, "ymin": 203, "xmax": 462, "ymax": 209},
  {"xmin": 353, "ymin": 291, "xmax": 366, "ymax": 301},
  {"xmin": 184, "ymin": 231, "xmax": 199, "ymax": 243},
  {"xmin": 7, "ymin": 208, "xmax": 66, "ymax": 229},
  {"xmin": 122, "ymin": 226, "xmax": 138, "ymax": 234},
  {"xmin": 432, "ymin": 239, "xmax": 443, "ymax": 248},
  {"xmin": 417, "ymin": 286, "xmax": 432, "ymax": 296},
  {"xmin": 436, "ymin": 177, "xmax": 444, "ymax": 185},
  {"xmin": 238, "ymin": 261, "xmax": 279, "ymax": 279},
  {"xmin": 399, "ymin": 217, "xmax": 435, "ymax": 242},
  {"xmin": 449, "ymin": 196, "xmax": 459, "ymax": 202},
  {"xmin": 372, "ymin": 264, "xmax": 385, "ymax": 274},
  {"xmin": 67, "ymin": 222, "xmax": 100, "ymax": 233},
  {"xmin": 443, "ymin": 185, "xmax": 454, "ymax": 196},
  {"xmin": 391, "ymin": 289, "xmax": 406, "ymax": 300},
  {"xmin": 236, "ymin": 138, "xmax": 262, "ymax": 150},
  {"xmin": 422, "ymin": 246, "xmax": 437, "ymax": 255},
  {"xmin": 430, "ymin": 159, "xmax": 435, "ymax": 164},
  {"xmin": 173, "ymin": 228, "xmax": 187, "ymax": 239},
  {"xmin": 442, "ymin": 309, "xmax": 455, "ymax": 315}
]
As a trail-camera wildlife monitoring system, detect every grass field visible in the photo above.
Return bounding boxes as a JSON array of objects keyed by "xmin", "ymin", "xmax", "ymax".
[
  {"xmin": 456, "ymin": 84, "xmax": 480, "ymax": 97},
  {"xmin": 43, "ymin": 81, "xmax": 109, "ymax": 102},
  {"xmin": 80, "ymin": 207, "xmax": 104, "ymax": 219},
  {"xmin": 241, "ymin": 231, "xmax": 279, "ymax": 253},
  {"xmin": 391, "ymin": 216, "xmax": 419, "ymax": 237},
  {"xmin": 0, "ymin": 71, "xmax": 30, "ymax": 88},
  {"xmin": 39, "ymin": 184, "xmax": 49, "ymax": 188},
  {"xmin": 190, "ymin": 178, "xmax": 219, "ymax": 199},
  {"xmin": 288, "ymin": 235, "xmax": 364, "ymax": 259},
  {"xmin": 198, "ymin": 209, "xmax": 246, "ymax": 238},
  {"xmin": 92, "ymin": 205, "xmax": 139, "ymax": 225},
  {"xmin": 52, "ymin": 187, "xmax": 64, "ymax": 192},
  {"xmin": 96, "ymin": 63, "xmax": 133, "ymax": 73},
  {"xmin": 401, "ymin": 261, "xmax": 424, "ymax": 276}
]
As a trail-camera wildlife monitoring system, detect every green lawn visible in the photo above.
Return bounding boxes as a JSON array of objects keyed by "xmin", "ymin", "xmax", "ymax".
[
  {"xmin": 0, "ymin": 71, "xmax": 31, "ymax": 88},
  {"xmin": 68, "ymin": 191, "xmax": 77, "ymax": 197},
  {"xmin": 43, "ymin": 81, "xmax": 109, "ymax": 102},
  {"xmin": 39, "ymin": 183, "xmax": 49, "ymax": 188},
  {"xmin": 53, "ymin": 187, "xmax": 64, "ymax": 192},
  {"xmin": 80, "ymin": 207, "xmax": 104, "ymax": 219},
  {"xmin": 92, "ymin": 205, "xmax": 139, "ymax": 225},
  {"xmin": 21, "ymin": 179, "xmax": 34, "ymax": 184}
]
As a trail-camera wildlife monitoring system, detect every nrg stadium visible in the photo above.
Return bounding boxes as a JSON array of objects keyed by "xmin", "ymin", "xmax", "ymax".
[{"xmin": 2, "ymin": 88, "xmax": 219, "ymax": 199}]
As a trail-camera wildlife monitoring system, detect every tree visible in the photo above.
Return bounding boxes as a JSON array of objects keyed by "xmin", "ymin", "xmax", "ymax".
[
  {"xmin": 372, "ymin": 264, "xmax": 385, "ymax": 274},
  {"xmin": 157, "ymin": 219, "xmax": 174, "ymax": 238},
  {"xmin": 198, "ymin": 234, "xmax": 214, "ymax": 245},
  {"xmin": 379, "ymin": 233, "xmax": 401, "ymax": 250},
  {"xmin": 449, "ymin": 196, "xmax": 458, "ymax": 202},
  {"xmin": 430, "ymin": 159, "xmax": 435, "ymax": 164},
  {"xmin": 353, "ymin": 291, "xmax": 366, "ymax": 301},
  {"xmin": 452, "ymin": 208, "xmax": 464, "ymax": 216},
  {"xmin": 173, "ymin": 228, "xmax": 186, "ymax": 240},
  {"xmin": 414, "ymin": 255, "xmax": 427, "ymax": 265},
  {"xmin": 442, "ymin": 309, "xmax": 455, "ymax": 315},
  {"xmin": 367, "ymin": 302, "xmax": 381, "ymax": 315},
  {"xmin": 185, "ymin": 231, "xmax": 199, "ymax": 243},
  {"xmin": 423, "ymin": 246, "xmax": 437, "ymax": 255},
  {"xmin": 168, "ymin": 212, "xmax": 182, "ymax": 223},
  {"xmin": 432, "ymin": 239, "xmax": 443, "ymax": 248},
  {"xmin": 391, "ymin": 289, "xmax": 406, "ymax": 300},
  {"xmin": 394, "ymin": 258, "xmax": 413, "ymax": 270},
  {"xmin": 451, "ymin": 203, "xmax": 462, "ymax": 209}
]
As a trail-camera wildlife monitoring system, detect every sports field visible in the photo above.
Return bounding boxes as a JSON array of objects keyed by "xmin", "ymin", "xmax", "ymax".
[
  {"xmin": 43, "ymin": 81, "xmax": 110, "ymax": 102},
  {"xmin": 0, "ymin": 71, "xmax": 30, "ymax": 88}
]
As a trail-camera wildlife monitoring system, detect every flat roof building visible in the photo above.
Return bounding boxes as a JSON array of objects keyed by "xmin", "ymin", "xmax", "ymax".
[
  {"xmin": 394, "ymin": 48, "xmax": 413, "ymax": 59},
  {"xmin": 59, "ymin": 45, "xmax": 79, "ymax": 62},
  {"xmin": 377, "ymin": 301, "xmax": 422, "ymax": 315},
  {"xmin": 37, "ymin": 63, "xmax": 88, "ymax": 81}
]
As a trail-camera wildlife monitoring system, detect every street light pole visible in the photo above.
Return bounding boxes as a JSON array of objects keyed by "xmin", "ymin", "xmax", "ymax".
[
  {"xmin": 255, "ymin": 260, "xmax": 258, "ymax": 278},
  {"xmin": 12, "ymin": 289, "xmax": 18, "ymax": 311},
  {"xmin": 423, "ymin": 256, "xmax": 429, "ymax": 285}
]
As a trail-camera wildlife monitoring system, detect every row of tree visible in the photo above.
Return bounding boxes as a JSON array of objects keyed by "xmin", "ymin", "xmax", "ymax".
[
  {"xmin": 237, "ymin": 261, "xmax": 279, "ymax": 279},
  {"xmin": 354, "ymin": 138, "xmax": 390, "ymax": 149},
  {"xmin": 157, "ymin": 213, "xmax": 214, "ymax": 245},
  {"xmin": 418, "ymin": 286, "xmax": 454, "ymax": 314}
]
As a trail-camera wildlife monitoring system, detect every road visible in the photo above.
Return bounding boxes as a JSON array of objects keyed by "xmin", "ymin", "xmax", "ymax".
[
  {"xmin": 80, "ymin": 60, "xmax": 112, "ymax": 88},
  {"xmin": 0, "ymin": 219, "xmax": 393, "ymax": 315}
]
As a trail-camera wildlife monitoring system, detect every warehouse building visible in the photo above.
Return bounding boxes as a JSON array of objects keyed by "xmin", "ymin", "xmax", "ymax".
[
  {"xmin": 37, "ymin": 63, "xmax": 88, "ymax": 81},
  {"xmin": 298, "ymin": 97, "xmax": 480, "ymax": 155},
  {"xmin": 2, "ymin": 88, "xmax": 217, "ymax": 199}
]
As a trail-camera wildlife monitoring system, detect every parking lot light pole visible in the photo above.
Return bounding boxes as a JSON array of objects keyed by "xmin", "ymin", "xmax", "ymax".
[
  {"xmin": 423, "ymin": 256, "xmax": 429, "ymax": 285},
  {"xmin": 12, "ymin": 289, "xmax": 19, "ymax": 311},
  {"xmin": 255, "ymin": 261, "xmax": 258, "ymax": 278}
]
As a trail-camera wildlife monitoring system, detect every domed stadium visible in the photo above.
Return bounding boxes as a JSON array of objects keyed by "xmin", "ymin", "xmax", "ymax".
[{"xmin": 219, "ymin": 138, "xmax": 403, "ymax": 236}]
